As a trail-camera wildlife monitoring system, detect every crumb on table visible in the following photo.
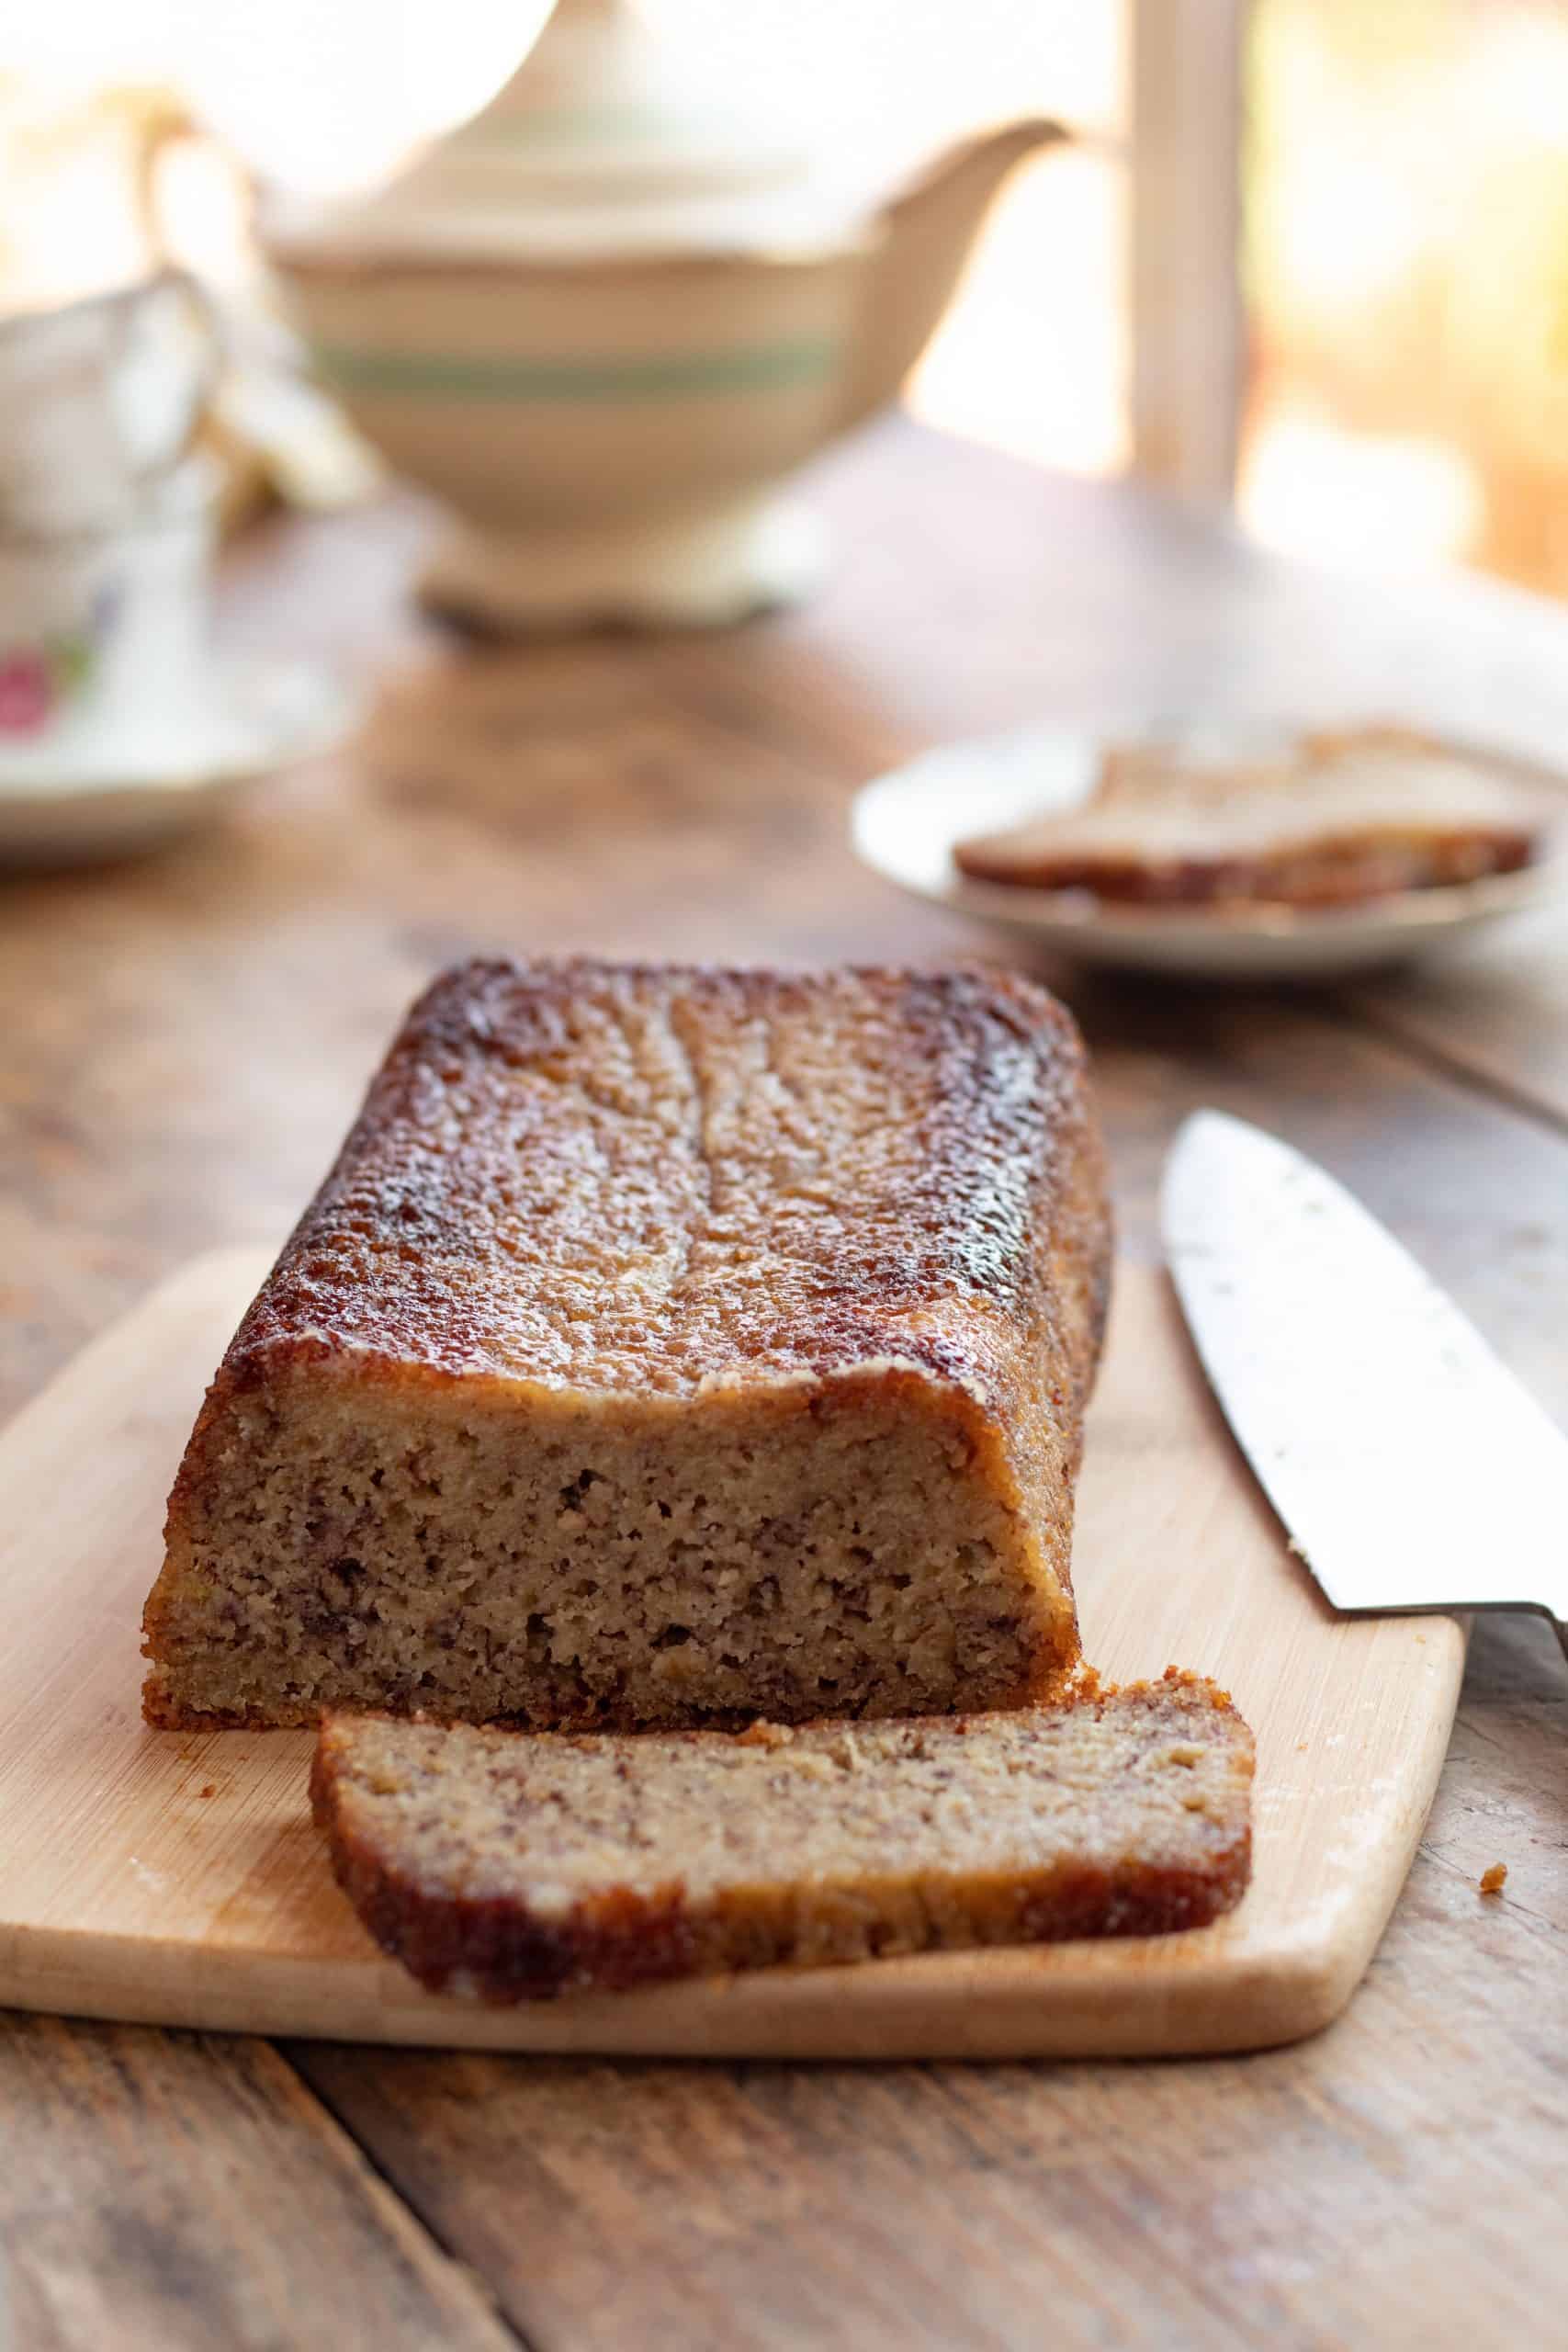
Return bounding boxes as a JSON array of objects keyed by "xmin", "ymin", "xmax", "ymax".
[{"xmin": 1479, "ymin": 1862, "xmax": 1508, "ymax": 1896}]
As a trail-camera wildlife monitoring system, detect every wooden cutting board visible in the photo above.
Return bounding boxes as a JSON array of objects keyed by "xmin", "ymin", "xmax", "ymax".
[{"xmin": 0, "ymin": 1250, "xmax": 1464, "ymax": 2060}]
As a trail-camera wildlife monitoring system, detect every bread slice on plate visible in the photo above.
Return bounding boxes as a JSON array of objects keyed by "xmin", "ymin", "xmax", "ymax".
[
  {"xmin": 310, "ymin": 1671, "xmax": 1256, "ymax": 1999},
  {"xmin": 953, "ymin": 724, "xmax": 1548, "ymax": 909},
  {"xmin": 143, "ymin": 956, "xmax": 1111, "ymax": 1733}
]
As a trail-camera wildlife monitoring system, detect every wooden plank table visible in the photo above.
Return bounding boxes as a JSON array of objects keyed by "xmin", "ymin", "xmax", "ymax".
[{"xmin": 3, "ymin": 420, "xmax": 1565, "ymax": 2350}]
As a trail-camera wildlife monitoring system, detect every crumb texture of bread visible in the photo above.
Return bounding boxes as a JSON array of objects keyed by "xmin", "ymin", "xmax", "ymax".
[
  {"xmin": 143, "ymin": 958, "xmax": 1111, "ymax": 1732},
  {"xmin": 310, "ymin": 1671, "xmax": 1255, "ymax": 1999},
  {"xmin": 953, "ymin": 726, "xmax": 1547, "ymax": 908}
]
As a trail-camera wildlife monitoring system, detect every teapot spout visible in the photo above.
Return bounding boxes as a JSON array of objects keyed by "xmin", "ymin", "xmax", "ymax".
[{"xmin": 840, "ymin": 118, "xmax": 1067, "ymax": 433}]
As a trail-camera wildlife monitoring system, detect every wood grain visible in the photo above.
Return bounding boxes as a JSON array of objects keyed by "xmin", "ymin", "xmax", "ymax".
[
  {"xmin": 0, "ymin": 1250, "xmax": 1462, "ymax": 2058},
  {"xmin": 4, "ymin": 419, "xmax": 1568, "ymax": 2343},
  {"xmin": 295, "ymin": 1815, "xmax": 1568, "ymax": 2352},
  {"xmin": 0, "ymin": 2015, "xmax": 520, "ymax": 2352},
  {"xmin": 1345, "ymin": 912, "xmax": 1568, "ymax": 1131}
]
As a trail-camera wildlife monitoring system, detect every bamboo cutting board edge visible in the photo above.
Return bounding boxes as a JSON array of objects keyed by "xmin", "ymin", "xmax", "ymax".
[{"xmin": 0, "ymin": 1250, "xmax": 1466, "ymax": 2059}]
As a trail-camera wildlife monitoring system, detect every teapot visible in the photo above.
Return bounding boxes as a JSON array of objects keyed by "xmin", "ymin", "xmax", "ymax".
[{"xmin": 265, "ymin": 0, "xmax": 1065, "ymax": 628}]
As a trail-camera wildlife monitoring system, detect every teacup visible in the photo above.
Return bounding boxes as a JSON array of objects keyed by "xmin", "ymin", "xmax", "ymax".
[
  {"xmin": 0, "ymin": 271, "xmax": 216, "ymax": 540},
  {"xmin": 0, "ymin": 458, "xmax": 225, "ymax": 775},
  {"xmin": 0, "ymin": 271, "xmax": 227, "ymax": 774}
]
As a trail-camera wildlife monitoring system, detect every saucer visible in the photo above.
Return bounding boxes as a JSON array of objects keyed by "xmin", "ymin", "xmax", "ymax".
[
  {"xmin": 851, "ymin": 723, "xmax": 1568, "ymax": 982},
  {"xmin": 0, "ymin": 661, "xmax": 355, "ymax": 866}
]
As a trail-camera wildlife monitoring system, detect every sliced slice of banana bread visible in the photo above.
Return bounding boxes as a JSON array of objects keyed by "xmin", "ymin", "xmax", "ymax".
[
  {"xmin": 142, "ymin": 956, "xmax": 1111, "ymax": 1733},
  {"xmin": 953, "ymin": 725, "xmax": 1545, "ymax": 907},
  {"xmin": 310, "ymin": 1671, "xmax": 1254, "ymax": 1999}
]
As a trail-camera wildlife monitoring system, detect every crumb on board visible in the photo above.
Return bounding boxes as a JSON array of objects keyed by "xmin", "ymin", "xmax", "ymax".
[
  {"xmin": 197, "ymin": 1783, "xmax": 218, "ymax": 1800},
  {"xmin": 1479, "ymin": 1863, "xmax": 1508, "ymax": 1896}
]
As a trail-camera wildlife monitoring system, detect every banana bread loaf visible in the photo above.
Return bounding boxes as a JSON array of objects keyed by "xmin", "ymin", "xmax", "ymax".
[
  {"xmin": 143, "ymin": 957, "xmax": 1111, "ymax": 1731},
  {"xmin": 310, "ymin": 1672, "xmax": 1255, "ymax": 1999}
]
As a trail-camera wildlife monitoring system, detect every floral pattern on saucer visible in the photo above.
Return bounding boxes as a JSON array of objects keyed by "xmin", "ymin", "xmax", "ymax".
[{"xmin": 0, "ymin": 592, "xmax": 114, "ymax": 735}]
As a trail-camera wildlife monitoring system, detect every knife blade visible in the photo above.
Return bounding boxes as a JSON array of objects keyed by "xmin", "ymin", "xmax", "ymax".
[{"xmin": 1162, "ymin": 1109, "xmax": 1568, "ymax": 1657}]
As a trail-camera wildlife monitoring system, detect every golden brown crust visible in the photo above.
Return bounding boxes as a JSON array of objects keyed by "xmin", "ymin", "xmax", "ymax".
[
  {"xmin": 311, "ymin": 1670, "xmax": 1253, "ymax": 2001},
  {"xmin": 144, "ymin": 959, "xmax": 1111, "ymax": 1733},
  {"xmin": 179, "ymin": 956, "xmax": 1107, "ymax": 1400}
]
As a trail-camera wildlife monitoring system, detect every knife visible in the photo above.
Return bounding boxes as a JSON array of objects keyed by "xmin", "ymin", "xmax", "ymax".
[{"xmin": 1162, "ymin": 1108, "xmax": 1568, "ymax": 1659}]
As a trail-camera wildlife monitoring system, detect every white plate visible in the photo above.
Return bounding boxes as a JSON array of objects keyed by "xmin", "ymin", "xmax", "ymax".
[
  {"xmin": 851, "ymin": 724, "xmax": 1568, "ymax": 981},
  {"xmin": 0, "ymin": 661, "xmax": 355, "ymax": 866}
]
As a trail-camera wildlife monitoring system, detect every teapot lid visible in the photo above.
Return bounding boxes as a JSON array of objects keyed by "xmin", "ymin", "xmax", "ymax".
[{"xmin": 273, "ymin": 0, "xmax": 870, "ymax": 261}]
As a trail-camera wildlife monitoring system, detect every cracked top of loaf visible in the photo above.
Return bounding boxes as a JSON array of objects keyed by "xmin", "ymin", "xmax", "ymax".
[{"xmin": 219, "ymin": 957, "xmax": 1108, "ymax": 1404}]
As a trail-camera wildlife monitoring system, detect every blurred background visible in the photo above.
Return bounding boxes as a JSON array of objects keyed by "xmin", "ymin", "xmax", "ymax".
[{"xmin": 5, "ymin": 0, "xmax": 1566, "ymax": 596}]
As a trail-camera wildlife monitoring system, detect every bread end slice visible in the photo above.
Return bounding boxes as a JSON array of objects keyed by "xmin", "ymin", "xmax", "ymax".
[{"xmin": 311, "ymin": 1669, "xmax": 1254, "ymax": 2001}]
